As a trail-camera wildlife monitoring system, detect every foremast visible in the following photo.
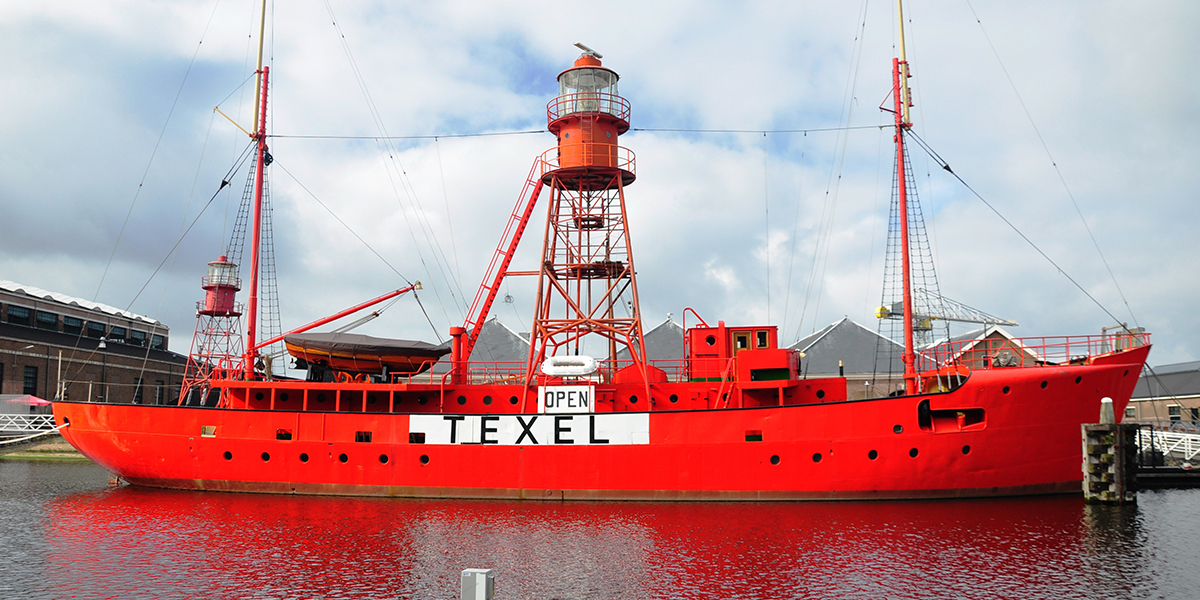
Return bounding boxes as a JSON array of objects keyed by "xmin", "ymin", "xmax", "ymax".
[
  {"xmin": 244, "ymin": 0, "xmax": 270, "ymax": 378},
  {"xmin": 893, "ymin": 0, "xmax": 917, "ymax": 395}
]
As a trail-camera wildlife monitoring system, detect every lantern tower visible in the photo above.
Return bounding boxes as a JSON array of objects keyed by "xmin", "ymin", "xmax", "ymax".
[
  {"xmin": 527, "ymin": 47, "xmax": 648, "ymax": 381},
  {"xmin": 180, "ymin": 255, "xmax": 245, "ymax": 404}
]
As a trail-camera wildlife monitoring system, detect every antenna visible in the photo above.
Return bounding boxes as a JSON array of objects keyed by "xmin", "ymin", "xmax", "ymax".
[{"xmin": 573, "ymin": 42, "xmax": 602, "ymax": 59}]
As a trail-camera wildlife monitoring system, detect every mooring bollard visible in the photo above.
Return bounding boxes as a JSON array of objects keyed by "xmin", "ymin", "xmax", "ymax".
[
  {"xmin": 1082, "ymin": 398, "xmax": 1137, "ymax": 504},
  {"xmin": 461, "ymin": 568, "xmax": 494, "ymax": 600}
]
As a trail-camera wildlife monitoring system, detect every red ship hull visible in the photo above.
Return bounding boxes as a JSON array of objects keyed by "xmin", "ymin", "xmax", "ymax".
[{"xmin": 52, "ymin": 344, "xmax": 1147, "ymax": 501}]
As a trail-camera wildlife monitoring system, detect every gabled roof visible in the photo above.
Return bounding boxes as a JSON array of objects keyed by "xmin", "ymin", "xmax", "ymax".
[
  {"xmin": 1134, "ymin": 361, "xmax": 1200, "ymax": 399},
  {"xmin": 0, "ymin": 279, "xmax": 161, "ymax": 326},
  {"xmin": 468, "ymin": 317, "xmax": 530, "ymax": 364},
  {"xmin": 929, "ymin": 325, "xmax": 1039, "ymax": 359},
  {"xmin": 790, "ymin": 317, "xmax": 904, "ymax": 376},
  {"xmin": 618, "ymin": 315, "xmax": 685, "ymax": 362}
]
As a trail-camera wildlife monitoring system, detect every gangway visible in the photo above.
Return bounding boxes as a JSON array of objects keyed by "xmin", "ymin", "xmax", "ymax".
[
  {"xmin": 0, "ymin": 414, "xmax": 56, "ymax": 435},
  {"xmin": 1135, "ymin": 427, "xmax": 1200, "ymax": 462}
]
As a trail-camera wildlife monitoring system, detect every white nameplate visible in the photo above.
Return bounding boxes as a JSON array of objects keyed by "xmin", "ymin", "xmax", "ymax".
[
  {"xmin": 409, "ymin": 413, "xmax": 649, "ymax": 445},
  {"xmin": 538, "ymin": 385, "xmax": 595, "ymax": 414}
]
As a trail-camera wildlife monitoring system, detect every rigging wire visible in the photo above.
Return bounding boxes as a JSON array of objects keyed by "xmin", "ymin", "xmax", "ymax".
[
  {"xmin": 271, "ymin": 130, "xmax": 544, "ymax": 140},
  {"xmin": 962, "ymin": 0, "xmax": 1138, "ymax": 329},
  {"xmin": 93, "ymin": 0, "xmax": 226, "ymax": 306},
  {"xmin": 906, "ymin": 131, "xmax": 1126, "ymax": 328},
  {"xmin": 319, "ymin": 0, "xmax": 468, "ymax": 333},
  {"xmin": 272, "ymin": 160, "xmax": 444, "ymax": 343},
  {"xmin": 790, "ymin": 0, "xmax": 873, "ymax": 344}
]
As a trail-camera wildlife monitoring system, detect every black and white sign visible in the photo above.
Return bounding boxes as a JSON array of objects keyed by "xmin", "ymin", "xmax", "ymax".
[
  {"xmin": 409, "ymin": 413, "xmax": 650, "ymax": 445},
  {"xmin": 537, "ymin": 385, "xmax": 595, "ymax": 414}
]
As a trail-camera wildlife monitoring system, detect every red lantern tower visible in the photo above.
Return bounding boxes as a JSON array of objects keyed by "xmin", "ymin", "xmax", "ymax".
[
  {"xmin": 527, "ymin": 47, "xmax": 648, "ymax": 381},
  {"xmin": 179, "ymin": 255, "xmax": 245, "ymax": 404}
]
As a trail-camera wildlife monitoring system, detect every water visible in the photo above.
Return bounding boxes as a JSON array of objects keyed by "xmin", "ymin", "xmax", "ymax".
[{"xmin": 3, "ymin": 461, "xmax": 1200, "ymax": 599}]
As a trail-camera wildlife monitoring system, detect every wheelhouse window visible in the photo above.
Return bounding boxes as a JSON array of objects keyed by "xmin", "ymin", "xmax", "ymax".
[
  {"xmin": 6, "ymin": 305, "xmax": 31, "ymax": 327},
  {"xmin": 86, "ymin": 322, "xmax": 106, "ymax": 339},
  {"xmin": 35, "ymin": 310, "xmax": 58, "ymax": 331},
  {"xmin": 63, "ymin": 316, "xmax": 83, "ymax": 335}
]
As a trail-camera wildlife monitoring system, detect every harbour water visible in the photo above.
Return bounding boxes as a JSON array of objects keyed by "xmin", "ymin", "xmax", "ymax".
[{"xmin": 3, "ymin": 461, "xmax": 1200, "ymax": 599}]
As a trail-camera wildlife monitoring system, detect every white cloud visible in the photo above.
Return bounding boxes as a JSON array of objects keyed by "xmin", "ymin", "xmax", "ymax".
[{"xmin": 1, "ymin": 0, "xmax": 1195, "ymax": 367}]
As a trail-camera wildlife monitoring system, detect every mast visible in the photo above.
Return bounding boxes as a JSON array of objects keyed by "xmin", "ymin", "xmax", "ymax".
[
  {"xmin": 894, "ymin": 0, "xmax": 917, "ymax": 394},
  {"xmin": 244, "ymin": 0, "xmax": 270, "ymax": 378}
]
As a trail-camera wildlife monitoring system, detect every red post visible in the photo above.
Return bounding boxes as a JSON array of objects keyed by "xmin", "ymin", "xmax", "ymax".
[
  {"xmin": 245, "ymin": 66, "xmax": 270, "ymax": 378},
  {"xmin": 893, "ymin": 57, "xmax": 917, "ymax": 395}
]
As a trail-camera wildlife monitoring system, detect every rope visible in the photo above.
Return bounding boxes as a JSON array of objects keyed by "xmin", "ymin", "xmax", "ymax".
[
  {"xmin": 0, "ymin": 423, "xmax": 69, "ymax": 448},
  {"xmin": 907, "ymin": 130, "xmax": 1125, "ymax": 327}
]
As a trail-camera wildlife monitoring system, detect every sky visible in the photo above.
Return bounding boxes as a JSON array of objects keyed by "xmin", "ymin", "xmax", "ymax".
[{"xmin": 1, "ymin": 0, "xmax": 1197, "ymax": 371}]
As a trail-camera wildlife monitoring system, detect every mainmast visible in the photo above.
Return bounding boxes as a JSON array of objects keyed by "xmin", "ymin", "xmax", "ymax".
[{"xmin": 893, "ymin": 0, "xmax": 917, "ymax": 395}]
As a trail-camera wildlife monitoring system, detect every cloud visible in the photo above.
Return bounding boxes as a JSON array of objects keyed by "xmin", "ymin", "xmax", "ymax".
[{"xmin": 1, "ymin": 0, "xmax": 1195, "ymax": 369}]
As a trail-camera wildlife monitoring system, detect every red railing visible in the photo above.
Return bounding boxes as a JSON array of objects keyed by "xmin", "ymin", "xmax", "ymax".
[
  {"xmin": 916, "ymin": 332, "xmax": 1150, "ymax": 372},
  {"xmin": 546, "ymin": 92, "xmax": 631, "ymax": 123},
  {"xmin": 537, "ymin": 145, "xmax": 636, "ymax": 177}
]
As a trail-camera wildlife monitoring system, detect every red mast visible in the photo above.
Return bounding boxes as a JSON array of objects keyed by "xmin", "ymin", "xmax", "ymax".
[
  {"xmin": 244, "ymin": 65, "xmax": 269, "ymax": 378},
  {"xmin": 893, "ymin": 0, "xmax": 917, "ymax": 395}
]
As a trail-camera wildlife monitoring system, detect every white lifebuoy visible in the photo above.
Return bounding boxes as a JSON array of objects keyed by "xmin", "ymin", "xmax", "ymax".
[{"xmin": 541, "ymin": 354, "xmax": 599, "ymax": 377}]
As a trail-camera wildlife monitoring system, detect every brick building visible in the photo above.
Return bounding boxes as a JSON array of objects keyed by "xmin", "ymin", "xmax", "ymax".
[{"xmin": 0, "ymin": 280, "xmax": 187, "ymax": 404}]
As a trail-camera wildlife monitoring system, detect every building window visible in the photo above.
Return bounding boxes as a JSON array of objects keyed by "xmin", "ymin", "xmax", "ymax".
[
  {"xmin": 86, "ymin": 322, "xmax": 106, "ymax": 339},
  {"xmin": 1124, "ymin": 406, "xmax": 1137, "ymax": 419},
  {"xmin": 109, "ymin": 326, "xmax": 127, "ymax": 343},
  {"xmin": 63, "ymin": 316, "xmax": 83, "ymax": 335},
  {"xmin": 1169, "ymin": 405, "xmax": 1182, "ymax": 421},
  {"xmin": 7, "ymin": 305, "xmax": 31, "ymax": 327},
  {"xmin": 130, "ymin": 330, "xmax": 147, "ymax": 346},
  {"xmin": 134, "ymin": 378, "xmax": 144, "ymax": 404},
  {"xmin": 155, "ymin": 380, "xmax": 165, "ymax": 404},
  {"xmin": 1192, "ymin": 408, "xmax": 1199, "ymax": 422},
  {"xmin": 151, "ymin": 334, "xmax": 166, "ymax": 350},
  {"xmin": 35, "ymin": 310, "xmax": 58, "ymax": 331},
  {"xmin": 23, "ymin": 366, "xmax": 38, "ymax": 396}
]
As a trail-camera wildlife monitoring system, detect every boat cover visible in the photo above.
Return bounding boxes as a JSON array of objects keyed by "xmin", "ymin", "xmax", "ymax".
[{"xmin": 285, "ymin": 333, "xmax": 450, "ymax": 358}]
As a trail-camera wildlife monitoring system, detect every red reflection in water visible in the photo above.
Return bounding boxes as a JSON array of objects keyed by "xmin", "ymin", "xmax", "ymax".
[{"xmin": 43, "ymin": 488, "xmax": 1145, "ymax": 599}]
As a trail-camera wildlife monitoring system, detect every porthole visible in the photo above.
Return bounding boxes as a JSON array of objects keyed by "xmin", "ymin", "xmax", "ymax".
[
  {"xmin": 317, "ymin": 393, "xmax": 327, "ymax": 403},
  {"xmin": 629, "ymin": 395, "xmax": 638, "ymax": 404},
  {"xmin": 909, "ymin": 448, "xmax": 919, "ymax": 458},
  {"xmin": 962, "ymin": 445, "xmax": 971, "ymax": 455},
  {"xmin": 457, "ymin": 396, "xmax": 467, "ymax": 405},
  {"xmin": 223, "ymin": 451, "xmax": 233, "ymax": 461},
  {"xmin": 770, "ymin": 455, "xmax": 781, "ymax": 465},
  {"xmin": 1002, "ymin": 386, "xmax": 1010, "ymax": 394},
  {"xmin": 367, "ymin": 395, "xmax": 377, "ymax": 405},
  {"xmin": 705, "ymin": 335, "xmax": 716, "ymax": 346},
  {"xmin": 300, "ymin": 453, "xmax": 309, "ymax": 463},
  {"xmin": 868, "ymin": 450, "xmax": 878, "ymax": 460},
  {"xmin": 255, "ymin": 392, "xmax": 264, "ymax": 401},
  {"xmin": 281, "ymin": 393, "xmax": 289, "ymax": 402},
  {"xmin": 339, "ymin": 453, "xmax": 349, "ymax": 463},
  {"xmin": 605, "ymin": 130, "xmax": 611, "ymax": 138},
  {"xmin": 669, "ymin": 394, "xmax": 678, "ymax": 403},
  {"xmin": 483, "ymin": 395, "xmax": 493, "ymax": 405},
  {"xmin": 1124, "ymin": 369, "xmax": 1130, "ymax": 377},
  {"xmin": 261, "ymin": 452, "xmax": 270, "ymax": 462},
  {"xmin": 419, "ymin": 454, "xmax": 430, "ymax": 465},
  {"xmin": 379, "ymin": 454, "xmax": 389, "ymax": 464},
  {"xmin": 1040, "ymin": 381, "xmax": 1048, "ymax": 389},
  {"xmin": 63, "ymin": 417, "xmax": 70, "ymax": 426},
  {"xmin": 418, "ymin": 396, "xmax": 428, "ymax": 405},
  {"xmin": 816, "ymin": 390, "xmax": 826, "ymax": 399},
  {"xmin": 893, "ymin": 424, "xmax": 903, "ymax": 434},
  {"xmin": 509, "ymin": 396, "xmax": 519, "ymax": 405},
  {"xmin": 812, "ymin": 453, "xmax": 822, "ymax": 463}
]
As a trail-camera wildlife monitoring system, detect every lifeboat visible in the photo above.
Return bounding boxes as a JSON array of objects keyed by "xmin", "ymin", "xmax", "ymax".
[{"xmin": 284, "ymin": 332, "xmax": 450, "ymax": 375}]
